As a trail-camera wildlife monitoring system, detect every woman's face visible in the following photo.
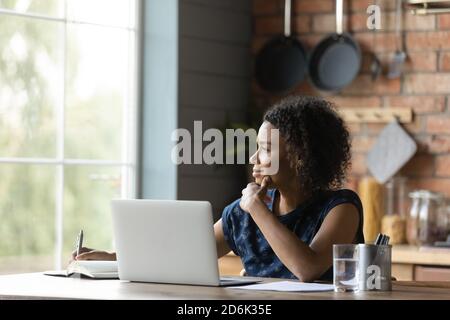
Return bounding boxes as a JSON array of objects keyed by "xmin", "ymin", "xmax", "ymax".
[{"xmin": 250, "ymin": 121, "xmax": 298, "ymax": 188}]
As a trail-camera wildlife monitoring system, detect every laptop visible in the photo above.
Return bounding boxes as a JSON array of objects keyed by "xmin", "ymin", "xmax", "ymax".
[{"xmin": 111, "ymin": 199, "xmax": 260, "ymax": 287}]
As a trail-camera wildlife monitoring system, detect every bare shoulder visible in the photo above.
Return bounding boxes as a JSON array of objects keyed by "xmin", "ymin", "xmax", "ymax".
[{"xmin": 323, "ymin": 203, "xmax": 359, "ymax": 228}]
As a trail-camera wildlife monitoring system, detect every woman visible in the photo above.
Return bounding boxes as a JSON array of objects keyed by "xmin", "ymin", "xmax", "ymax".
[{"xmin": 74, "ymin": 96, "xmax": 364, "ymax": 282}]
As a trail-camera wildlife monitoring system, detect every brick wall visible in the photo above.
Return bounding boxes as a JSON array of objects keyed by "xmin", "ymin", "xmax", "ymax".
[{"xmin": 251, "ymin": 0, "xmax": 450, "ymax": 196}]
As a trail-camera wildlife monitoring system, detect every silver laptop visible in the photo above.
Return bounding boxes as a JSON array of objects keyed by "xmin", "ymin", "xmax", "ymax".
[{"xmin": 111, "ymin": 199, "xmax": 259, "ymax": 287}]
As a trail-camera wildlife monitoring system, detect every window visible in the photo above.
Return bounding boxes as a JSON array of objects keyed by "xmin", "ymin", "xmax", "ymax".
[{"xmin": 0, "ymin": 0, "xmax": 140, "ymax": 274}]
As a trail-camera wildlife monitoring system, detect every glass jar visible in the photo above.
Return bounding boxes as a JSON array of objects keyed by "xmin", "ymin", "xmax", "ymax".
[
  {"xmin": 406, "ymin": 190, "xmax": 447, "ymax": 246},
  {"xmin": 382, "ymin": 177, "xmax": 408, "ymax": 244},
  {"xmin": 437, "ymin": 199, "xmax": 450, "ymax": 240}
]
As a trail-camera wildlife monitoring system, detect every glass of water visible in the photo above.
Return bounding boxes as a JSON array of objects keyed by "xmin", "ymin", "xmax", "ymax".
[{"xmin": 333, "ymin": 244, "xmax": 359, "ymax": 292}]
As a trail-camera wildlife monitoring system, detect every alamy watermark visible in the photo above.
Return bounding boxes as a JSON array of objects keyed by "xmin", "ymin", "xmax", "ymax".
[
  {"xmin": 367, "ymin": 4, "xmax": 382, "ymax": 30},
  {"xmin": 171, "ymin": 121, "xmax": 280, "ymax": 175}
]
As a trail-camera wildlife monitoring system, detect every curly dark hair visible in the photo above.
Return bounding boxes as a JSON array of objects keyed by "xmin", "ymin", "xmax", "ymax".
[{"xmin": 264, "ymin": 95, "xmax": 351, "ymax": 192}]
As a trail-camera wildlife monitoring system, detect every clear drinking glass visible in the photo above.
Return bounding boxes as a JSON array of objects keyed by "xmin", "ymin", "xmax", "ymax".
[{"xmin": 333, "ymin": 244, "xmax": 359, "ymax": 292}]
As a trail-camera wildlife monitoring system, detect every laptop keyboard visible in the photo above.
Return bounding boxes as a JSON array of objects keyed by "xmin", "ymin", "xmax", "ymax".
[
  {"xmin": 220, "ymin": 276, "xmax": 243, "ymax": 281},
  {"xmin": 219, "ymin": 276, "xmax": 261, "ymax": 286}
]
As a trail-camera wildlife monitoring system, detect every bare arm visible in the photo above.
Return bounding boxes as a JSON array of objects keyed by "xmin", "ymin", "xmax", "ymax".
[
  {"xmin": 214, "ymin": 219, "xmax": 232, "ymax": 259},
  {"xmin": 249, "ymin": 200, "xmax": 359, "ymax": 282},
  {"xmin": 74, "ymin": 219, "xmax": 232, "ymax": 262},
  {"xmin": 240, "ymin": 178, "xmax": 359, "ymax": 282}
]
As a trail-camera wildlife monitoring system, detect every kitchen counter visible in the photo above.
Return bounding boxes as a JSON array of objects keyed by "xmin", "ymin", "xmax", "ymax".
[
  {"xmin": 392, "ymin": 245, "xmax": 450, "ymax": 265},
  {"xmin": 219, "ymin": 245, "xmax": 450, "ymax": 281},
  {"xmin": 392, "ymin": 245, "xmax": 450, "ymax": 281}
]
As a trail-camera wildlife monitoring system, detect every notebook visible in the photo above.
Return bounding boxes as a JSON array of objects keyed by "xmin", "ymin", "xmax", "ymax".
[{"xmin": 44, "ymin": 261, "xmax": 119, "ymax": 279}]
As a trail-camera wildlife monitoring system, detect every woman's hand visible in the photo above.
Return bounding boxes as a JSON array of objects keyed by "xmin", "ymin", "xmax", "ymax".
[
  {"xmin": 240, "ymin": 176, "xmax": 272, "ymax": 214},
  {"xmin": 70, "ymin": 247, "xmax": 116, "ymax": 262}
]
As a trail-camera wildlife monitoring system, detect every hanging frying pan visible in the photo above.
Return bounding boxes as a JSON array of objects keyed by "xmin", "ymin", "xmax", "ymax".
[
  {"xmin": 255, "ymin": 0, "xmax": 307, "ymax": 94},
  {"xmin": 309, "ymin": 0, "xmax": 361, "ymax": 91}
]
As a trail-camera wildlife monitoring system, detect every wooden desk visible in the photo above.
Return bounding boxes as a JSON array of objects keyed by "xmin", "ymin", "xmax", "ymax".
[{"xmin": 0, "ymin": 273, "xmax": 450, "ymax": 300}]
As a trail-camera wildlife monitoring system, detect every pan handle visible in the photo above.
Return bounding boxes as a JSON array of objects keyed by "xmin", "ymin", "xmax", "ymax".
[
  {"xmin": 395, "ymin": 0, "xmax": 404, "ymax": 51},
  {"xmin": 336, "ymin": 0, "xmax": 343, "ymax": 35},
  {"xmin": 284, "ymin": 0, "xmax": 292, "ymax": 37}
]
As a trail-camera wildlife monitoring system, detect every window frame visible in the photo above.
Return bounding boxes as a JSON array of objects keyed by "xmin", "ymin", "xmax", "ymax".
[{"xmin": 0, "ymin": 0, "xmax": 142, "ymax": 270}]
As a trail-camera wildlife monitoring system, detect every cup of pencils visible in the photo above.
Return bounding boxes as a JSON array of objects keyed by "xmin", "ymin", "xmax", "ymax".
[{"xmin": 358, "ymin": 233, "xmax": 392, "ymax": 291}]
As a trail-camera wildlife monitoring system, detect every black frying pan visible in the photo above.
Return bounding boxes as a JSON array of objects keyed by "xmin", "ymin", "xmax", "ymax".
[
  {"xmin": 309, "ymin": 0, "xmax": 361, "ymax": 92},
  {"xmin": 255, "ymin": 0, "xmax": 307, "ymax": 94}
]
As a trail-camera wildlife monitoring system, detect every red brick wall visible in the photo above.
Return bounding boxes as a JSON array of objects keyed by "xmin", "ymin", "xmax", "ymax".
[{"xmin": 251, "ymin": 0, "xmax": 450, "ymax": 196}]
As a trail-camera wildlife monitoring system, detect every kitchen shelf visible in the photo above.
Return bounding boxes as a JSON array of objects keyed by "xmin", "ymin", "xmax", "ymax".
[
  {"xmin": 407, "ymin": 0, "xmax": 450, "ymax": 4},
  {"xmin": 406, "ymin": 0, "xmax": 450, "ymax": 15},
  {"xmin": 338, "ymin": 108, "xmax": 413, "ymax": 124}
]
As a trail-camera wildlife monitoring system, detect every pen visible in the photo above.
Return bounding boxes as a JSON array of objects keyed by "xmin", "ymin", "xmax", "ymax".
[
  {"xmin": 76, "ymin": 230, "xmax": 84, "ymax": 257},
  {"xmin": 374, "ymin": 233, "xmax": 382, "ymax": 245}
]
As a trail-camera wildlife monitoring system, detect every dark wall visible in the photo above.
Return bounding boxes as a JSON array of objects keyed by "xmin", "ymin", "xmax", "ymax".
[{"xmin": 177, "ymin": 0, "xmax": 252, "ymax": 219}]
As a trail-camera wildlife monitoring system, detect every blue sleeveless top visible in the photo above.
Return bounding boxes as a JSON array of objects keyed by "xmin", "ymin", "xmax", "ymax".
[{"xmin": 221, "ymin": 189, "xmax": 364, "ymax": 281}]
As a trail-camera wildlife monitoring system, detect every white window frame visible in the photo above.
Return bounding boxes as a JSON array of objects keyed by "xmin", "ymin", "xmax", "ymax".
[{"xmin": 0, "ymin": 0, "xmax": 142, "ymax": 270}]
